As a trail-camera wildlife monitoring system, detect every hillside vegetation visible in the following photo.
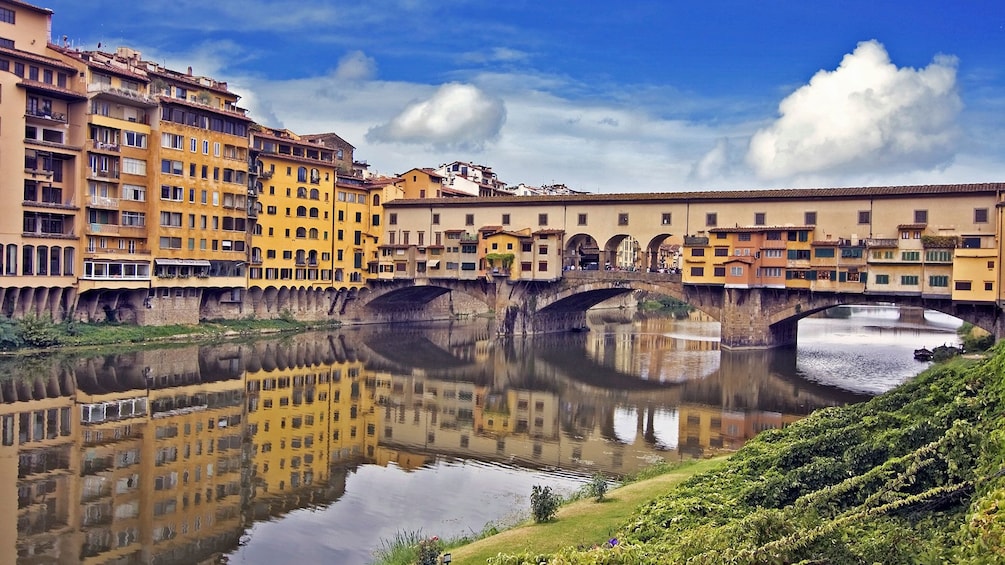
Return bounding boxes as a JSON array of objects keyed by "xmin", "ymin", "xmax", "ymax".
[{"xmin": 488, "ymin": 347, "xmax": 1005, "ymax": 564}]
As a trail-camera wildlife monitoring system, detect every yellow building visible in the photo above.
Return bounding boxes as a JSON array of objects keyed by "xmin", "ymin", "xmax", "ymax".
[
  {"xmin": 0, "ymin": 1, "xmax": 86, "ymax": 318},
  {"xmin": 146, "ymin": 62, "xmax": 253, "ymax": 324},
  {"xmin": 247, "ymin": 127, "xmax": 339, "ymax": 310}
]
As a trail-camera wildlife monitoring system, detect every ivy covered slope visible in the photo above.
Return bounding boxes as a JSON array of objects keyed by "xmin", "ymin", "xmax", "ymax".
[{"xmin": 493, "ymin": 347, "xmax": 1005, "ymax": 564}]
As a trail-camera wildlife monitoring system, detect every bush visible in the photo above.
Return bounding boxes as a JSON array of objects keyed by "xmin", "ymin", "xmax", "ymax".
[
  {"xmin": 18, "ymin": 314, "xmax": 62, "ymax": 348},
  {"xmin": 585, "ymin": 473, "xmax": 609, "ymax": 502},
  {"xmin": 416, "ymin": 536, "xmax": 443, "ymax": 565},
  {"xmin": 530, "ymin": 485, "xmax": 560, "ymax": 523}
]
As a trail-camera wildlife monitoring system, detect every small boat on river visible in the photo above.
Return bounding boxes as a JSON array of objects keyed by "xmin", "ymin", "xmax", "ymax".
[{"xmin": 914, "ymin": 347, "xmax": 933, "ymax": 361}]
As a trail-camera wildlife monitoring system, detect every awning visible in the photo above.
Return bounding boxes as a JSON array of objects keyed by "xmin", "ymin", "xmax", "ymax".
[
  {"xmin": 428, "ymin": 260, "xmax": 441, "ymax": 268},
  {"xmin": 155, "ymin": 259, "xmax": 211, "ymax": 267}
]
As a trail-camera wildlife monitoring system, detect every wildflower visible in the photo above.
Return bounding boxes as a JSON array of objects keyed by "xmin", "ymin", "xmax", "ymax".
[{"xmin": 608, "ymin": 537, "xmax": 619, "ymax": 547}]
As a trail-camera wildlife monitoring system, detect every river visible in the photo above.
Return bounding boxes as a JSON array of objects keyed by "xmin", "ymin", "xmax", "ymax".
[{"xmin": 2, "ymin": 306, "xmax": 960, "ymax": 564}]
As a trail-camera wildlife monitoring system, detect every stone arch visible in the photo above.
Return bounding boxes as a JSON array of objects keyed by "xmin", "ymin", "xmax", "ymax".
[
  {"xmin": 563, "ymin": 233, "xmax": 601, "ymax": 270},
  {"xmin": 644, "ymin": 233, "xmax": 676, "ymax": 272}
]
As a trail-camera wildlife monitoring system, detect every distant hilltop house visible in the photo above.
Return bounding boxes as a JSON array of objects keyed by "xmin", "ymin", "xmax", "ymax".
[
  {"xmin": 433, "ymin": 161, "xmax": 511, "ymax": 197},
  {"xmin": 509, "ymin": 183, "xmax": 588, "ymax": 197}
]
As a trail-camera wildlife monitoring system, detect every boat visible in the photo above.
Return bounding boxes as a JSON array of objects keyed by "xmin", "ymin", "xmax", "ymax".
[{"xmin": 914, "ymin": 347, "xmax": 933, "ymax": 361}]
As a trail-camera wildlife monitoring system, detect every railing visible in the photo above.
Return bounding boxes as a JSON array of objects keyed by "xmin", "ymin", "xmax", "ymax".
[
  {"xmin": 89, "ymin": 195, "xmax": 119, "ymax": 208},
  {"xmin": 563, "ymin": 269, "xmax": 683, "ymax": 283},
  {"xmin": 684, "ymin": 236, "xmax": 709, "ymax": 246},
  {"xmin": 90, "ymin": 140, "xmax": 121, "ymax": 152},
  {"xmin": 89, "ymin": 169, "xmax": 120, "ymax": 180},
  {"xmin": 25, "ymin": 109, "xmax": 67, "ymax": 122},
  {"xmin": 87, "ymin": 83, "xmax": 157, "ymax": 105},
  {"xmin": 88, "ymin": 223, "xmax": 120, "ymax": 235},
  {"xmin": 866, "ymin": 238, "xmax": 898, "ymax": 248}
]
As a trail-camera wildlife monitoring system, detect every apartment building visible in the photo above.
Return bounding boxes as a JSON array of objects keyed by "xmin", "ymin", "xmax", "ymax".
[{"xmin": 0, "ymin": 2, "xmax": 85, "ymax": 318}]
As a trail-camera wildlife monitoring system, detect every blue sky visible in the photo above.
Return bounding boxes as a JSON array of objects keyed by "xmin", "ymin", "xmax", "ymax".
[{"xmin": 42, "ymin": 0, "xmax": 1005, "ymax": 192}]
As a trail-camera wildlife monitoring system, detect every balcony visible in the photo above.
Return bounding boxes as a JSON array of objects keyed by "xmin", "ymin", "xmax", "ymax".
[
  {"xmin": 866, "ymin": 238, "xmax": 898, "ymax": 248},
  {"xmin": 87, "ymin": 223, "xmax": 119, "ymax": 235},
  {"xmin": 25, "ymin": 108, "xmax": 67, "ymax": 123},
  {"xmin": 88, "ymin": 169, "xmax": 120, "ymax": 180},
  {"xmin": 89, "ymin": 195, "xmax": 119, "ymax": 209},
  {"xmin": 684, "ymin": 235, "xmax": 710, "ymax": 246},
  {"xmin": 87, "ymin": 83, "xmax": 158, "ymax": 107},
  {"xmin": 90, "ymin": 140, "xmax": 121, "ymax": 153}
]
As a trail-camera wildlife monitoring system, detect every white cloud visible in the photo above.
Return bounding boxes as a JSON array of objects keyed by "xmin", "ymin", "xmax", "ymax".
[
  {"xmin": 366, "ymin": 83, "xmax": 506, "ymax": 150},
  {"xmin": 746, "ymin": 40, "xmax": 962, "ymax": 181},
  {"xmin": 333, "ymin": 51, "xmax": 377, "ymax": 82}
]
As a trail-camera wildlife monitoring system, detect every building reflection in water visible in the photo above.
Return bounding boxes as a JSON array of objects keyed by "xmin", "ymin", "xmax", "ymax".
[{"xmin": 0, "ymin": 314, "xmax": 871, "ymax": 563}]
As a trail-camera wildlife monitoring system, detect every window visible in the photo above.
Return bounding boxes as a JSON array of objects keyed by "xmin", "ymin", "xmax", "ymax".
[
  {"xmin": 714, "ymin": 247, "xmax": 728, "ymax": 256},
  {"xmin": 0, "ymin": 7, "xmax": 14, "ymax": 24},
  {"xmin": 122, "ymin": 158, "xmax": 146, "ymax": 176},
  {"xmin": 914, "ymin": 210, "xmax": 928, "ymax": 224},
  {"xmin": 690, "ymin": 266, "xmax": 704, "ymax": 277},
  {"xmin": 704, "ymin": 213, "xmax": 717, "ymax": 226},
  {"xmin": 902, "ymin": 251, "xmax": 920, "ymax": 261},
  {"xmin": 123, "ymin": 131, "xmax": 146, "ymax": 148},
  {"xmin": 160, "ymin": 159, "xmax": 183, "ymax": 175},
  {"xmin": 754, "ymin": 212, "xmax": 766, "ymax": 225},
  {"xmin": 432, "ymin": 213, "xmax": 440, "ymax": 225},
  {"xmin": 161, "ymin": 133, "xmax": 184, "ymax": 149},
  {"xmin": 730, "ymin": 266, "xmax": 743, "ymax": 276},
  {"xmin": 122, "ymin": 184, "xmax": 145, "ymax": 201},
  {"xmin": 929, "ymin": 275, "xmax": 949, "ymax": 287},
  {"xmin": 501, "ymin": 213, "xmax": 510, "ymax": 225},
  {"xmin": 858, "ymin": 210, "xmax": 871, "ymax": 224},
  {"xmin": 804, "ymin": 211, "xmax": 817, "ymax": 225},
  {"xmin": 975, "ymin": 208, "xmax": 989, "ymax": 223},
  {"xmin": 388, "ymin": 213, "xmax": 397, "ymax": 225},
  {"xmin": 955, "ymin": 280, "xmax": 972, "ymax": 291},
  {"xmin": 618, "ymin": 213, "xmax": 629, "ymax": 226},
  {"xmin": 874, "ymin": 274, "xmax": 890, "ymax": 284},
  {"xmin": 900, "ymin": 275, "xmax": 919, "ymax": 285},
  {"xmin": 465, "ymin": 214, "xmax": 474, "ymax": 226},
  {"xmin": 538, "ymin": 213, "xmax": 548, "ymax": 226},
  {"xmin": 814, "ymin": 248, "xmax": 835, "ymax": 258},
  {"xmin": 690, "ymin": 248, "xmax": 705, "ymax": 257}
]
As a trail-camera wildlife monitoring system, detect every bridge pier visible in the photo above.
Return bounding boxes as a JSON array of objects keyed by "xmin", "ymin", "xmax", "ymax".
[{"xmin": 718, "ymin": 288, "xmax": 799, "ymax": 349}]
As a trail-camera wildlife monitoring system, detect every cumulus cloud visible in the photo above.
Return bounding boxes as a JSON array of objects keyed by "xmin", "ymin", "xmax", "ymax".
[
  {"xmin": 333, "ymin": 50, "xmax": 377, "ymax": 81},
  {"xmin": 366, "ymin": 83, "xmax": 506, "ymax": 150},
  {"xmin": 746, "ymin": 40, "xmax": 961, "ymax": 181}
]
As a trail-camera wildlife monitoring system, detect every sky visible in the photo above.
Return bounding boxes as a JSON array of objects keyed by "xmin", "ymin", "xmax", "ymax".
[{"xmin": 40, "ymin": 0, "xmax": 1005, "ymax": 193}]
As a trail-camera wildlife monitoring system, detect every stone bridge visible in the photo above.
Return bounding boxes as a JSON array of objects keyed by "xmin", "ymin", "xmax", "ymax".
[{"xmin": 340, "ymin": 270, "xmax": 1005, "ymax": 349}]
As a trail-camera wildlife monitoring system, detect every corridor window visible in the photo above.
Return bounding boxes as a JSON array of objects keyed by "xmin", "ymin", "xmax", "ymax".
[
  {"xmin": 618, "ymin": 213, "xmax": 629, "ymax": 226},
  {"xmin": 578, "ymin": 213, "xmax": 587, "ymax": 226},
  {"xmin": 754, "ymin": 212, "xmax": 766, "ymax": 226},
  {"xmin": 858, "ymin": 210, "xmax": 871, "ymax": 224},
  {"xmin": 705, "ymin": 213, "xmax": 717, "ymax": 226},
  {"xmin": 662, "ymin": 212, "xmax": 671, "ymax": 225},
  {"xmin": 804, "ymin": 211, "xmax": 817, "ymax": 225},
  {"xmin": 914, "ymin": 209, "xmax": 928, "ymax": 223},
  {"xmin": 538, "ymin": 213, "xmax": 548, "ymax": 226},
  {"xmin": 975, "ymin": 208, "xmax": 989, "ymax": 223}
]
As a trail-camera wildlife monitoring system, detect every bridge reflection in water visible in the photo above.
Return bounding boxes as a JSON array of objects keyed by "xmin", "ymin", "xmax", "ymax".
[{"xmin": 0, "ymin": 309, "xmax": 950, "ymax": 564}]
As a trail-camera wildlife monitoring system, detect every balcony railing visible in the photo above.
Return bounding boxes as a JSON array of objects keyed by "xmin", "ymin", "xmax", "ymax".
[
  {"xmin": 89, "ymin": 169, "xmax": 120, "ymax": 180},
  {"xmin": 89, "ymin": 195, "xmax": 119, "ymax": 208},
  {"xmin": 90, "ymin": 140, "xmax": 121, "ymax": 153},
  {"xmin": 88, "ymin": 223, "xmax": 119, "ymax": 235},
  {"xmin": 25, "ymin": 108, "xmax": 67, "ymax": 122}
]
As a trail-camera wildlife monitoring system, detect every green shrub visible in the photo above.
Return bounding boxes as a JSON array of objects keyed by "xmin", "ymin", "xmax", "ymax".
[
  {"xmin": 530, "ymin": 485, "xmax": 560, "ymax": 523},
  {"xmin": 17, "ymin": 314, "xmax": 62, "ymax": 348},
  {"xmin": 585, "ymin": 473, "xmax": 609, "ymax": 502}
]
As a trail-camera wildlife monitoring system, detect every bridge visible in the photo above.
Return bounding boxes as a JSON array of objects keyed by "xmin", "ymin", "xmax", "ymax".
[{"xmin": 343, "ymin": 182, "xmax": 1005, "ymax": 348}]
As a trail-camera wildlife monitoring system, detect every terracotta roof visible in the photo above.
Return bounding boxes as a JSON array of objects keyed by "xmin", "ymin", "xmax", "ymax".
[
  {"xmin": 709, "ymin": 225, "xmax": 814, "ymax": 233},
  {"xmin": 897, "ymin": 223, "xmax": 927, "ymax": 230},
  {"xmin": 0, "ymin": 45, "xmax": 76, "ymax": 71},
  {"xmin": 159, "ymin": 95, "xmax": 253, "ymax": 121},
  {"xmin": 19, "ymin": 78, "xmax": 86, "ymax": 100},
  {"xmin": 384, "ymin": 183, "xmax": 1005, "ymax": 208}
]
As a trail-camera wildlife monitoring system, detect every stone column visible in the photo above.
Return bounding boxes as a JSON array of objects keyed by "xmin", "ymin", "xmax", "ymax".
[{"xmin": 719, "ymin": 287, "xmax": 798, "ymax": 349}]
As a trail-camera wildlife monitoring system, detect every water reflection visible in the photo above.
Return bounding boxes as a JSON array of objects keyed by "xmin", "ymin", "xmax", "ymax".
[{"xmin": 0, "ymin": 306, "xmax": 958, "ymax": 564}]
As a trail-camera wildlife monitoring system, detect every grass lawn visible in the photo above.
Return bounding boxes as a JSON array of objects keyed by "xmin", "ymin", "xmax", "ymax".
[{"xmin": 445, "ymin": 457, "xmax": 728, "ymax": 565}]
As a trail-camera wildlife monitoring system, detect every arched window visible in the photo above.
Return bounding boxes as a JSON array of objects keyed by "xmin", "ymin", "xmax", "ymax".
[
  {"xmin": 309, "ymin": 228, "xmax": 318, "ymax": 239},
  {"xmin": 295, "ymin": 250, "xmax": 306, "ymax": 263},
  {"xmin": 22, "ymin": 245, "xmax": 34, "ymax": 275},
  {"xmin": 296, "ymin": 206, "xmax": 307, "ymax": 217},
  {"xmin": 309, "ymin": 207, "xmax": 319, "ymax": 218},
  {"xmin": 297, "ymin": 167, "xmax": 307, "ymax": 182},
  {"xmin": 36, "ymin": 246, "xmax": 48, "ymax": 275},
  {"xmin": 295, "ymin": 227, "xmax": 307, "ymax": 238},
  {"xmin": 252, "ymin": 247, "xmax": 262, "ymax": 262},
  {"xmin": 310, "ymin": 168, "xmax": 320, "ymax": 184},
  {"xmin": 253, "ymin": 223, "xmax": 263, "ymax": 235},
  {"xmin": 297, "ymin": 186, "xmax": 307, "ymax": 198},
  {"xmin": 63, "ymin": 247, "xmax": 74, "ymax": 275},
  {"xmin": 5, "ymin": 244, "xmax": 16, "ymax": 275},
  {"xmin": 50, "ymin": 246, "xmax": 61, "ymax": 275},
  {"xmin": 309, "ymin": 188, "xmax": 319, "ymax": 200},
  {"xmin": 308, "ymin": 250, "xmax": 318, "ymax": 263},
  {"xmin": 372, "ymin": 194, "xmax": 380, "ymax": 207}
]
